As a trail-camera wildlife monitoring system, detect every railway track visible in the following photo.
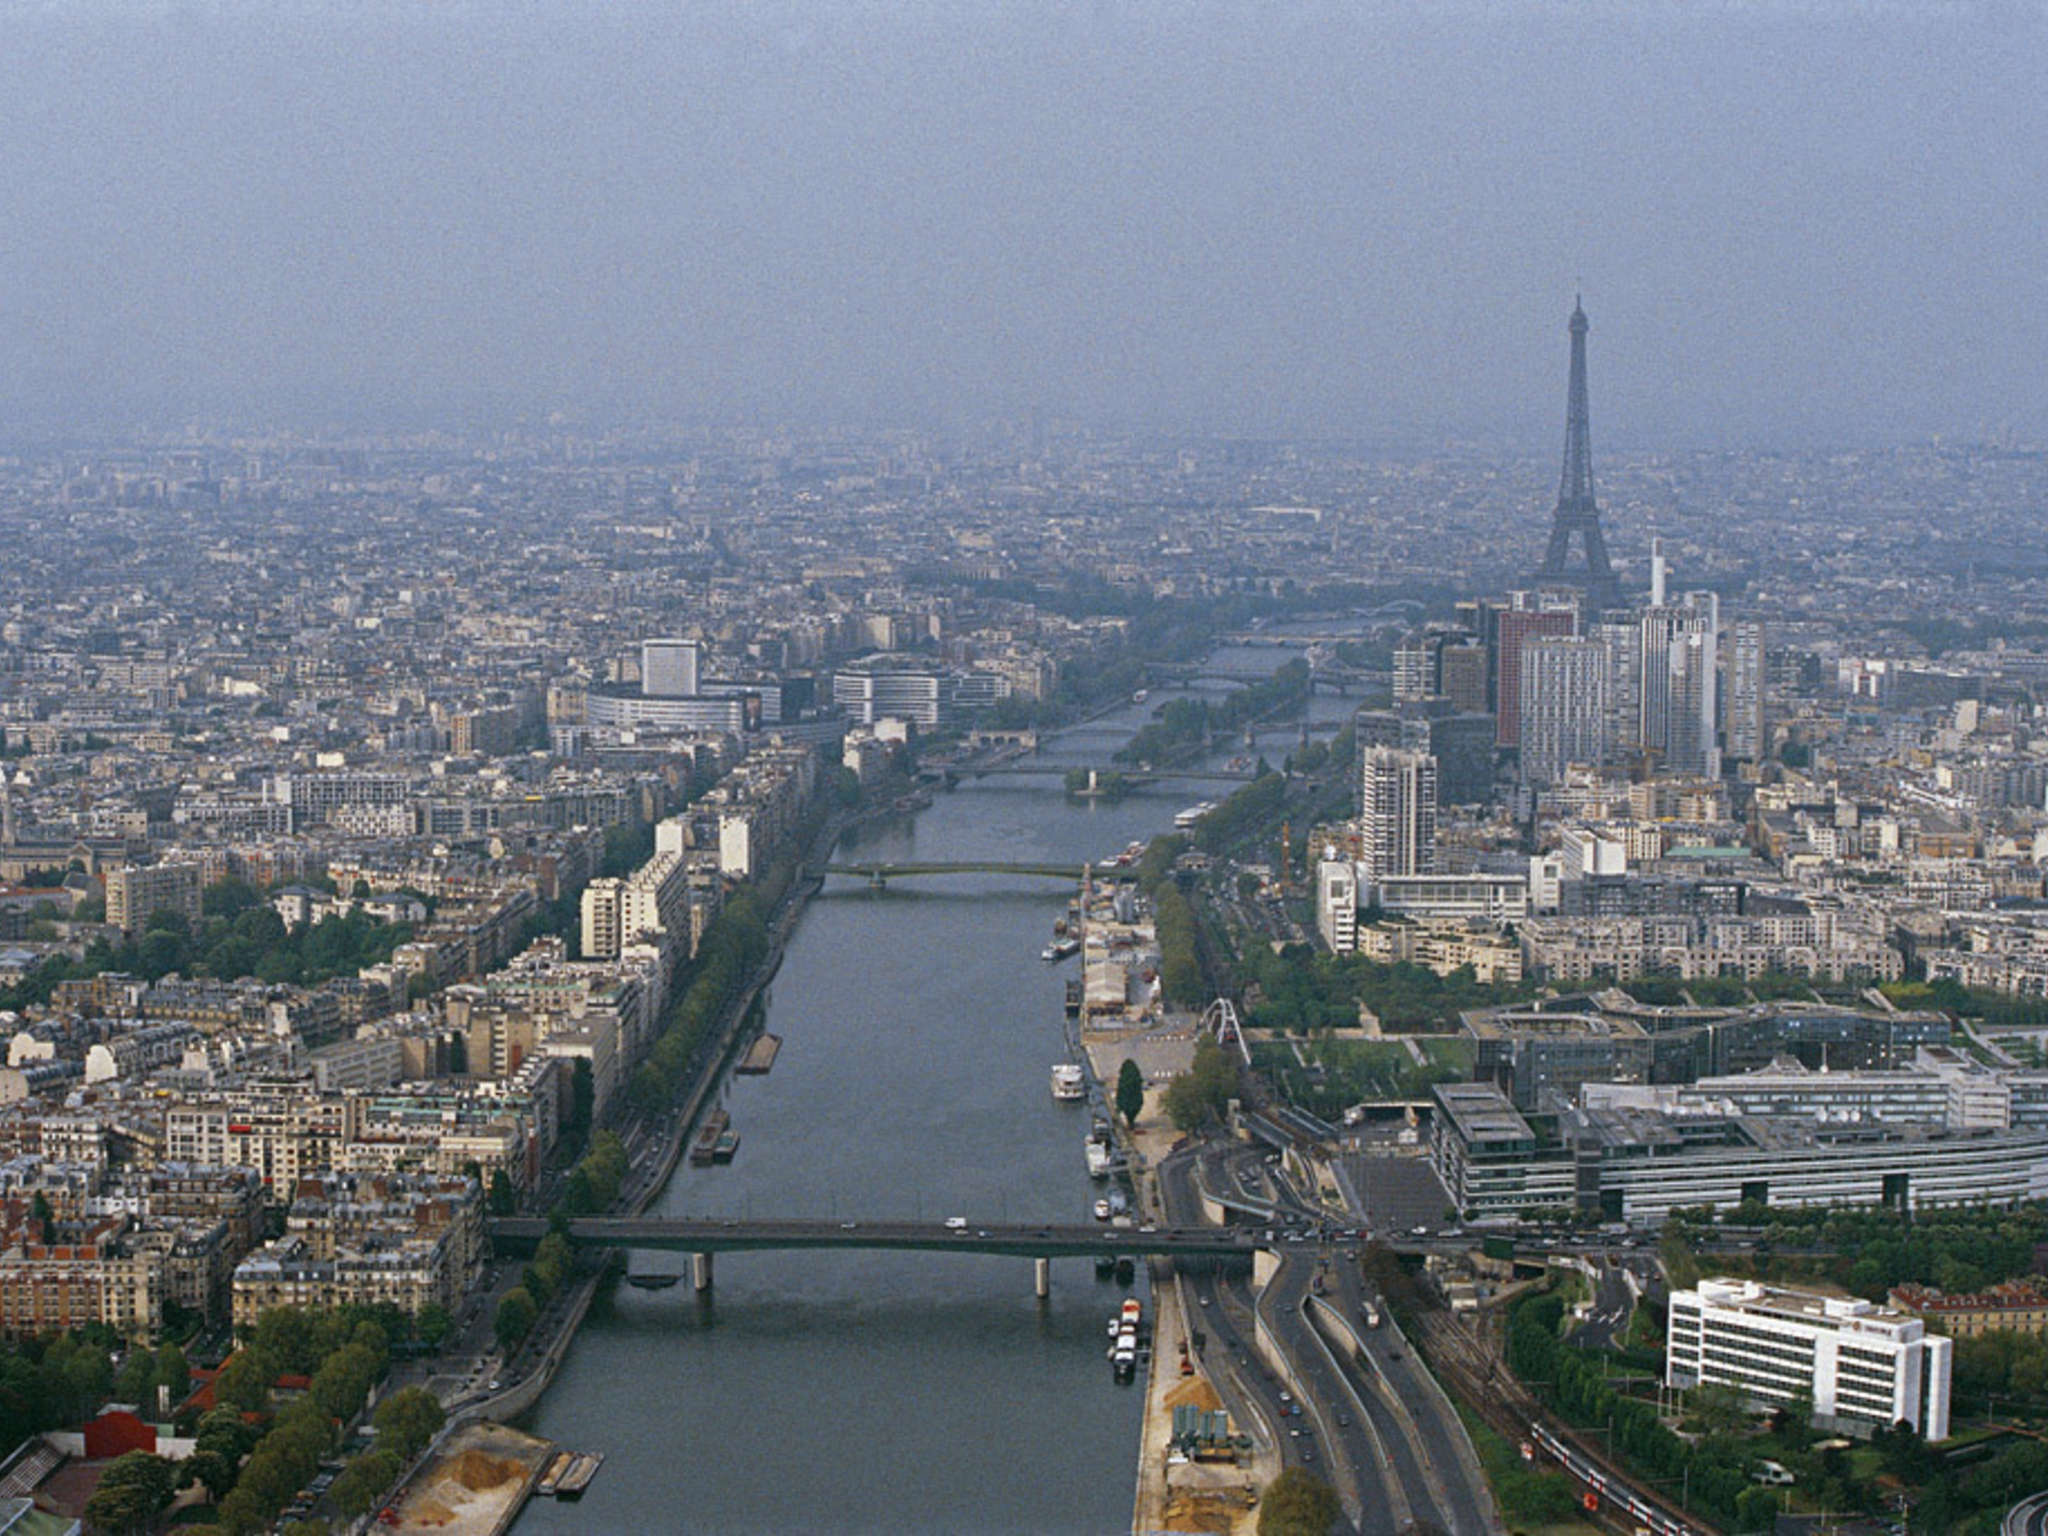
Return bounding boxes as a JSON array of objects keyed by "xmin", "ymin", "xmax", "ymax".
[{"xmin": 1410, "ymin": 1309, "xmax": 1719, "ymax": 1536}]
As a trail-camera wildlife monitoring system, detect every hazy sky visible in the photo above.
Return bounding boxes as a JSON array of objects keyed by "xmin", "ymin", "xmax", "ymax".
[{"xmin": 3, "ymin": 2, "xmax": 2044, "ymax": 445}]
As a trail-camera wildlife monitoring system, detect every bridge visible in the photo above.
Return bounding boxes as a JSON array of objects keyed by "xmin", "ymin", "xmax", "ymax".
[
  {"xmin": 821, "ymin": 860, "xmax": 1084, "ymax": 886},
  {"xmin": 965, "ymin": 764, "xmax": 1257, "ymax": 784},
  {"xmin": 489, "ymin": 1215, "xmax": 1258, "ymax": 1296}
]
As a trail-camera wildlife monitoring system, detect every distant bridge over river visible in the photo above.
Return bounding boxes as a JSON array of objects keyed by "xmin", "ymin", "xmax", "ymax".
[
  {"xmin": 962, "ymin": 764, "xmax": 1256, "ymax": 784},
  {"xmin": 820, "ymin": 860, "xmax": 1084, "ymax": 885}
]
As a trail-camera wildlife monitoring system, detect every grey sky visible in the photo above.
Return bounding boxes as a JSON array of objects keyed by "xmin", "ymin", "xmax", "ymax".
[{"xmin": 2, "ymin": 2, "xmax": 2043, "ymax": 444}]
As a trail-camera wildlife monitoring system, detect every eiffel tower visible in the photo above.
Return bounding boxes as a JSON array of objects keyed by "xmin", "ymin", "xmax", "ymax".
[{"xmin": 1535, "ymin": 297, "xmax": 1621, "ymax": 613}]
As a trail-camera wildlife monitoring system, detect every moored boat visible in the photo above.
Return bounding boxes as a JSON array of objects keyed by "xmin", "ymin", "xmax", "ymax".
[{"xmin": 688, "ymin": 1108, "xmax": 731, "ymax": 1166}]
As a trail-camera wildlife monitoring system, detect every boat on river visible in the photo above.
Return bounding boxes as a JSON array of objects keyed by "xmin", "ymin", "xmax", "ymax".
[
  {"xmin": 1041, "ymin": 936, "xmax": 1080, "ymax": 963},
  {"xmin": 688, "ymin": 1108, "xmax": 730, "ymax": 1166},
  {"xmin": 1085, "ymin": 1122, "xmax": 1116, "ymax": 1179},
  {"xmin": 554, "ymin": 1452, "xmax": 604, "ymax": 1499},
  {"xmin": 1051, "ymin": 1062, "xmax": 1086, "ymax": 1101}
]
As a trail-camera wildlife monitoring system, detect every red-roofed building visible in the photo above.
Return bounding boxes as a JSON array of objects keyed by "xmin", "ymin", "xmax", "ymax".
[
  {"xmin": 1889, "ymin": 1279, "xmax": 2048, "ymax": 1339},
  {"xmin": 81, "ymin": 1409, "xmax": 155, "ymax": 1460}
]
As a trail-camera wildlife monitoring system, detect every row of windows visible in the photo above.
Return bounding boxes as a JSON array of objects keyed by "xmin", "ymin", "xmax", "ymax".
[
  {"xmin": 1701, "ymin": 1349, "xmax": 1809, "ymax": 1389},
  {"xmin": 1701, "ymin": 1329, "xmax": 1816, "ymax": 1372},
  {"xmin": 1697, "ymin": 1362, "xmax": 1800, "ymax": 1401}
]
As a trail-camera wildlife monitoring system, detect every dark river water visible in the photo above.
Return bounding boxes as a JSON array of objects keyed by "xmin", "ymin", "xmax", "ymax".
[{"xmin": 513, "ymin": 644, "xmax": 1358, "ymax": 1534}]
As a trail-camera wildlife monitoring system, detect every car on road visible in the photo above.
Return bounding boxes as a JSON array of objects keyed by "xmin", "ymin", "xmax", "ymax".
[
  {"xmin": 840, "ymin": 1221, "xmax": 858, "ymax": 1230},
  {"xmin": 943, "ymin": 1216, "xmax": 968, "ymax": 1230}
]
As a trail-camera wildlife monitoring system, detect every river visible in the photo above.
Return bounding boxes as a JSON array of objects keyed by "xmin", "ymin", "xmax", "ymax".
[{"xmin": 512, "ymin": 643, "xmax": 1359, "ymax": 1534}]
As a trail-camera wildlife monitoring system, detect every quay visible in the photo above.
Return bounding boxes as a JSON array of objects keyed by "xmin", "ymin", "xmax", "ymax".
[{"xmin": 380, "ymin": 1422, "xmax": 555, "ymax": 1536}]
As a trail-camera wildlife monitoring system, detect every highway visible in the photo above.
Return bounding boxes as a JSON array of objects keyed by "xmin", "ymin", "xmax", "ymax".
[
  {"xmin": 2008, "ymin": 1489, "xmax": 2048, "ymax": 1536},
  {"xmin": 1158, "ymin": 1142, "xmax": 1507, "ymax": 1535},
  {"xmin": 1324, "ymin": 1260, "xmax": 1503, "ymax": 1536}
]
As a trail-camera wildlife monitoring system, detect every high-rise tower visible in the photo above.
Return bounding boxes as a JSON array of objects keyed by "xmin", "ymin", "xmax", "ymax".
[
  {"xmin": 1358, "ymin": 746, "xmax": 1437, "ymax": 887},
  {"xmin": 1536, "ymin": 298, "xmax": 1621, "ymax": 613}
]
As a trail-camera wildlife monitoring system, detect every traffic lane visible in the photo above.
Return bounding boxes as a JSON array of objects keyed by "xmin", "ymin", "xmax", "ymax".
[
  {"xmin": 1325, "ymin": 1262, "xmax": 1496, "ymax": 1536},
  {"xmin": 1262, "ymin": 1256, "xmax": 1400, "ymax": 1536},
  {"xmin": 1571, "ymin": 1262, "xmax": 1635, "ymax": 1350},
  {"xmin": 1360, "ymin": 1326, "xmax": 1499, "ymax": 1533},
  {"xmin": 1309, "ymin": 1269, "xmax": 1453, "ymax": 1535},
  {"xmin": 1183, "ymin": 1265, "xmax": 1303, "ymax": 1475},
  {"xmin": 2012, "ymin": 1489, "xmax": 2048, "ymax": 1536}
]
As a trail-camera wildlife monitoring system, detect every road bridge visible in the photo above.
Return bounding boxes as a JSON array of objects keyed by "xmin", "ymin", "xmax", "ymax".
[
  {"xmin": 965, "ymin": 764, "xmax": 1257, "ymax": 783},
  {"xmin": 491, "ymin": 1215, "xmax": 1258, "ymax": 1295},
  {"xmin": 821, "ymin": 860, "xmax": 1084, "ymax": 885}
]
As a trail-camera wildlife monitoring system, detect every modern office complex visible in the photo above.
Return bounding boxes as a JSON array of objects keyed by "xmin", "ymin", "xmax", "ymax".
[{"xmin": 1429, "ymin": 1078, "xmax": 2048, "ymax": 1223}]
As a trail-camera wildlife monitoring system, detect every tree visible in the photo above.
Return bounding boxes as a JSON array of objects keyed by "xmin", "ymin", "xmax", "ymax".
[
  {"xmin": 488, "ymin": 1168, "xmax": 517, "ymax": 1216},
  {"xmin": 495, "ymin": 1288, "xmax": 537, "ymax": 1353},
  {"xmin": 1734, "ymin": 1485, "xmax": 1782, "ymax": 1532},
  {"xmin": 372, "ymin": 1386, "xmax": 445, "ymax": 1461},
  {"xmin": 1116, "ymin": 1058, "xmax": 1145, "ymax": 1125},
  {"xmin": 113, "ymin": 1346, "xmax": 156, "ymax": 1410},
  {"xmin": 329, "ymin": 1448, "xmax": 403, "ymax": 1519},
  {"xmin": 180, "ymin": 1446, "xmax": 239, "ymax": 1503},
  {"xmin": 1258, "ymin": 1467, "xmax": 1341, "ymax": 1535},
  {"xmin": 415, "ymin": 1302, "xmax": 455, "ymax": 1353},
  {"xmin": 155, "ymin": 1341, "xmax": 190, "ymax": 1408},
  {"xmin": 1689, "ymin": 1383, "xmax": 1748, "ymax": 1437},
  {"xmin": 83, "ymin": 1449, "xmax": 176, "ymax": 1535},
  {"xmin": 1163, "ymin": 1039, "xmax": 1240, "ymax": 1131}
]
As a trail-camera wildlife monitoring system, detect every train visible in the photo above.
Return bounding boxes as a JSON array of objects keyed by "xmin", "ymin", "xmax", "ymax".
[{"xmin": 1525, "ymin": 1420, "xmax": 1698, "ymax": 1536}]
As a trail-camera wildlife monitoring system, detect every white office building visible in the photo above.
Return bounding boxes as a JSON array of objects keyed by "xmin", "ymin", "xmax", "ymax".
[{"xmin": 1667, "ymin": 1278, "xmax": 1951, "ymax": 1440}]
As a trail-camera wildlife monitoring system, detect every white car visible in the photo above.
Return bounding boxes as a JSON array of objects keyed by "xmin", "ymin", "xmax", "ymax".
[{"xmin": 943, "ymin": 1216, "xmax": 968, "ymax": 1231}]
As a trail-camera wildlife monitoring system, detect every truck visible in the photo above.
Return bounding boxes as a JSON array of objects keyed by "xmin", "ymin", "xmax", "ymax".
[{"xmin": 1360, "ymin": 1298, "xmax": 1381, "ymax": 1329}]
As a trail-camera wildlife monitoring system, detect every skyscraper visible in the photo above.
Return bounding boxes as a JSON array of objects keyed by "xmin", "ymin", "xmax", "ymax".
[
  {"xmin": 1494, "ymin": 603, "xmax": 1577, "ymax": 748},
  {"xmin": 1535, "ymin": 298, "xmax": 1622, "ymax": 613},
  {"xmin": 1725, "ymin": 620, "xmax": 1767, "ymax": 763},
  {"xmin": 1359, "ymin": 747, "xmax": 1437, "ymax": 886},
  {"xmin": 1638, "ymin": 592, "xmax": 1719, "ymax": 777},
  {"xmin": 1518, "ymin": 636, "xmax": 1610, "ymax": 786}
]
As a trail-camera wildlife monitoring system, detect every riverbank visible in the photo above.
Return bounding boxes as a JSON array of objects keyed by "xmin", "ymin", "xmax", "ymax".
[
  {"xmin": 434, "ymin": 799, "xmax": 860, "ymax": 1452},
  {"xmin": 1109, "ymin": 1060, "xmax": 1271, "ymax": 1536}
]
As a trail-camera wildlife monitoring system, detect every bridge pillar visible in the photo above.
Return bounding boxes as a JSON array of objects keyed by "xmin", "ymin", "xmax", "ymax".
[
  {"xmin": 867, "ymin": 871, "xmax": 886, "ymax": 889},
  {"xmin": 1034, "ymin": 1257, "xmax": 1051, "ymax": 1299},
  {"xmin": 690, "ymin": 1251, "xmax": 714, "ymax": 1292}
]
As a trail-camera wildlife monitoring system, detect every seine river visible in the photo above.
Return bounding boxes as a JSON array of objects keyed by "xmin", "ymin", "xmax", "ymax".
[{"xmin": 513, "ymin": 643, "xmax": 1353, "ymax": 1534}]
